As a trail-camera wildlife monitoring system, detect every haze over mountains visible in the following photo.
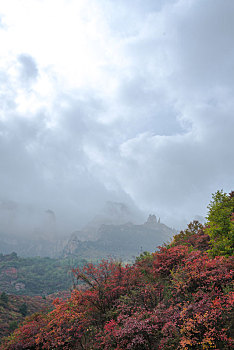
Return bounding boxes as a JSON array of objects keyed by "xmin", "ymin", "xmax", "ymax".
[
  {"xmin": 63, "ymin": 214, "xmax": 175, "ymax": 260},
  {"xmin": 0, "ymin": 201, "xmax": 174, "ymax": 259}
]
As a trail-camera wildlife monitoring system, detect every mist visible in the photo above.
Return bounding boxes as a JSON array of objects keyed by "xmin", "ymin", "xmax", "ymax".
[{"xmin": 0, "ymin": 0, "xmax": 233, "ymax": 241}]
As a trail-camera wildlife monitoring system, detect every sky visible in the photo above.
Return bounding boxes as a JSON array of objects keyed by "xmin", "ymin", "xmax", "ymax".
[{"xmin": 0, "ymin": 0, "xmax": 233, "ymax": 236}]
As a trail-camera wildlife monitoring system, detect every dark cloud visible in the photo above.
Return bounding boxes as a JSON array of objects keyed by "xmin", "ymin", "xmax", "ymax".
[
  {"xmin": 0, "ymin": 0, "xmax": 233, "ymax": 237},
  {"xmin": 0, "ymin": 87, "xmax": 139, "ymax": 236},
  {"xmin": 107, "ymin": 0, "xmax": 234, "ymax": 225}
]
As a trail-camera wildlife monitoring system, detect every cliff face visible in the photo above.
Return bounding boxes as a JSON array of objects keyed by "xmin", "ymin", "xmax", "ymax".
[{"xmin": 63, "ymin": 215, "xmax": 175, "ymax": 260}]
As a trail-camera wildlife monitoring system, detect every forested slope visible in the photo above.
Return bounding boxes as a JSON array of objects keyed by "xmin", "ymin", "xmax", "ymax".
[
  {"xmin": 0, "ymin": 291, "xmax": 70, "ymax": 341},
  {"xmin": 1, "ymin": 191, "xmax": 233, "ymax": 349},
  {"xmin": 0, "ymin": 254, "xmax": 86, "ymax": 296}
]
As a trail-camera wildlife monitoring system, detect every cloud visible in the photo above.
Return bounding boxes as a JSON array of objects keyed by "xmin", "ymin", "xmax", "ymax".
[
  {"xmin": 95, "ymin": 0, "xmax": 234, "ymax": 225},
  {"xmin": 0, "ymin": 14, "xmax": 7, "ymax": 30},
  {"xmin": 18, "ymin": 54, "xmax": 38, "ymax": 82},
  {"xmin": 0, "ymin": 0, "xmax": 233, "ymax": 236}
]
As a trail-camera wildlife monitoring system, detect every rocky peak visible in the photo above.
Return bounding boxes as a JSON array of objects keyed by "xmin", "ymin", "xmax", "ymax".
[
  {"xmin": 145, "ymin": 214, "xmax": 157, "ymax": 225},
  {"xmin": 147, "ymin": 214, "xmax": 157, "ymax": 223}
]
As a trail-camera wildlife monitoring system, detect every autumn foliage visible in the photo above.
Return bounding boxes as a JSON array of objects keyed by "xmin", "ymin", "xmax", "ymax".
[
  {"xmin": 1, "ymin": 240, "xmax": 233, "ymax": 349},
  {"xmin": 1, "ymin": 191, "xmax": 233, "ymax": 349}
]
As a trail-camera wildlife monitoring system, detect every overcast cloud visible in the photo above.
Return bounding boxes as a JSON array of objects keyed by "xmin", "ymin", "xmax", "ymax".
[{"xmin": 0, "ymin": 0, "xmax": 233, "ymax": 235}]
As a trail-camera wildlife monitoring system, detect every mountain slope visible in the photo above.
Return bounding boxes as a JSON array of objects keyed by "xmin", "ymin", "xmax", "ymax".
[{"xmin": 63, "ymin": 215, "xmax": 175, "ymax": 260}]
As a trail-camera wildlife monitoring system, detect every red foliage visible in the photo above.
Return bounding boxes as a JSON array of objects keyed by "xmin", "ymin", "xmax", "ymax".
[
  {"xmin": 1, "ymin": 313, "xmax": 47, "ymax": 350},
  {"xmin": 1, "ymin": 244, "xmax": 233, "ymax": 350}
]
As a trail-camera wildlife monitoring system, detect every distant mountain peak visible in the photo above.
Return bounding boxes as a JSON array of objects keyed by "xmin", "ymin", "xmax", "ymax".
[
  {"xmin": 63, "ymin": 216, "xmax": 174, "ymax": 259},
  {"xmin": 144, "ymin": 214, "xmax": 160, "ymax": 226}
]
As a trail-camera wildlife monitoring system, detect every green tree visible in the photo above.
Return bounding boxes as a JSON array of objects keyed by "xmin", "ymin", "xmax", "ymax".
[
  {"xmin": 205, "ymin": 190, "xmax": 234, "ymax": 257},
  {"xmin": 0, "ymin": 292, "xmax": 8, "ymax": 304},
  {"xmin": 19, "ymin": 303, "xmax": 28, "ymax": 317}
]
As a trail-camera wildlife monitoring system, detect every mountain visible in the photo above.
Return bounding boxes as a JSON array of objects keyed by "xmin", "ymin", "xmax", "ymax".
[
  {"xmin": 0, "ymin": 201, "xmax": 175, "ymax": 260},
  {"xmin": 63, "ymin": 214, "xmax": 175, "ymax": 260},
  {"xmin": 0, "ymin": 201, "xmax": 143, "ymax": 257},
  {"xmin": 0, "ymin": 233, "xmax": 66, "ymax": 257},
  {"xmin": 70, "ymin": 201, "xmax": 144, "ymax": 242}
]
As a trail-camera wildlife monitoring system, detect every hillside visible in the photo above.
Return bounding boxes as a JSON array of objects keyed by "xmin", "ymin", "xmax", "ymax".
[
  {"xmin": 1, "ymin": 190, "xmax": 233, "ymax": 349},
  {"xmin": 1, "ymin": 230, "xmax": 233, "ymax": 349},
  {"xmin": 0, "ymin": 253, "xmax": 87, "ymax": 296},
  {"xmin": 0, "ymin": 291, "xmax": 70, "ymax": 341},
  {"xmin": 0, "ymin": 215, "xmax": 174, "ymax": 297},
  {"xmin": 0, "ymin": 293, "xmax": 51, "ymax": 340}
]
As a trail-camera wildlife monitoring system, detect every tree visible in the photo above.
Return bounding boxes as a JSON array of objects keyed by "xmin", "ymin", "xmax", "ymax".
[
  {"xmin": 170, "ymin": 220, "xmax": 210, "ymax": 251},
  {"xmin": 0, "ymin": 292, "xmax": 8, "ymax": 304},
  {"xmin": 19, "ymin": 303, "xmax": 28, "ymax": 317},
  {"xmin": 205, "ymin": 190, "xmax": 234, "ymax": 257}
]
